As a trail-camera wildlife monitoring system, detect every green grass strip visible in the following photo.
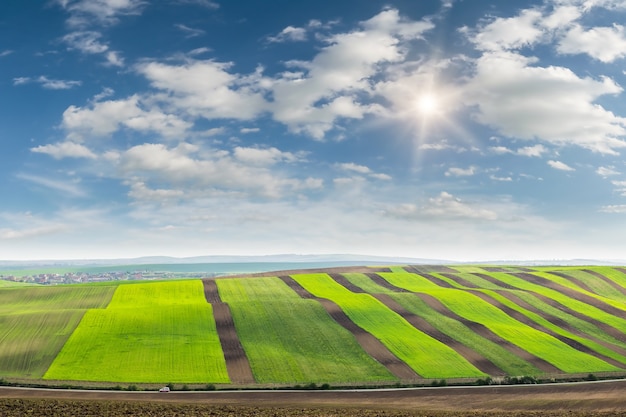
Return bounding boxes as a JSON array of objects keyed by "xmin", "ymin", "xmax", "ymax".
[
  {"xmin": 217, "ymin": 277, "xmax": 395, "ymax": 384},
  {"xmin": 292, "ymin": 273, "xmax": 485, "ymax": 379},
  {"xmin": 376, "ymin": 273, "xmax": 620, "ymax": 373},
  {"xmin": 44, "ymin": 280, "xmax": 229, "ymax": 384},
  {"xmin": 530, "ymin": 271, "xmax": 626, "ymax": 312},
  {"xmin": 480, "ymin": 290, "xmax": 626, "ymax": 367},
  {"xmin": 342, "ymin": 273, "xmax": 540, "ymax": 376},
  {"xmin": 485, "ymin": 272, "xmax": 626, "ymax": 334}
]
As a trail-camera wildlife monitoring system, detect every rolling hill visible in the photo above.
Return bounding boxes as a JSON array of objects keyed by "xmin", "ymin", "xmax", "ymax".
[{"xmin": 1, "ymin": 264, "xmax": 626, "ymax": 387}]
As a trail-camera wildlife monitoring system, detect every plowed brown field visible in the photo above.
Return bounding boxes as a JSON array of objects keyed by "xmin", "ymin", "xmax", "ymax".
[{"xmin": 2, "ymin": 380, "xmax": 626, "ymax": 416}]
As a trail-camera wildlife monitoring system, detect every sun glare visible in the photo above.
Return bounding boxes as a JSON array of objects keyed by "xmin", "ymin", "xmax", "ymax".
[{"xmin": 417, "ymin": 94, "xmax": 439, "ymax": 115}]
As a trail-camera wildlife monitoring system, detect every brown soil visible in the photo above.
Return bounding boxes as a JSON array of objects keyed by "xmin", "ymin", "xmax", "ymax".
[
  {"xmin": 364, "ymin": 272, "xmax": 410, "ymax": 292},
  {"xmin": 471, "ymin": 273, "xmax": 518, "ymax": 290},
  {"xmin": 3, "ymin": 380, "xmax": 626, "ymax": 414},
  {"xmin": 406, "ymin": 265, "xmax": 460, "ymax": 274},
  {"xmin": 328, "ymin": 273, "xmax": 365, "ymax": 293},
  {"xmin": 416, "ymin": 292, "xmax": 561, "ymax": 374},
  {"xmin": 202, "ymin": 280, "xmax": 255, "ymax": 384},
  {"xmin": 439, "ymin": 273, "xmax": 480, "ymax": 289},
  {"xmin": 278, "ymin": 275, "xmax": 420, "ymax": 381},
  {"xmin": 549, "ymin": 271, "xmax": 596, "ymax": 293},
  {"xmin": 403, "ymin": 266, "xmax": 456, "ymax": 288}
]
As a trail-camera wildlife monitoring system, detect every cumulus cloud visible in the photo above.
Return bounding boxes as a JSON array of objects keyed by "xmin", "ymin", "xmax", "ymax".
[
  {"xmin": 597, "ymin": 166, "xmax": 620, "ymax": 177},
  {"xmin": 336, "ymin": 162, "xmax": 392, "ymax": 181},
  {"xmin": 117, "ymin": 142, "xmax": 321, "ymax": 199},
  {"xmin": 466, "ymin": 8, "xmax": 544, "ymax": 51},
  {"xmin": 463, "ymin": 51, "xmax": 626, "ymax": 154},
  {"xmin": 557, "ymin": 24, "xmax": 626, "ymax": 62},
  {"xmin": 58, "ymin": 0, "xmax": 146, "ymax": 28},
  {"xmin": 445, "ymin": 166, "xmax": 476, "ymax": 177},
  {"xmin": 62, "ymin": 95, "xmax": 192, "ymax": 140},
  {"xmin": 31, "ymin": 142, "xmax": 97, "ymax": 159},
  {"xmin": 548, "ymin": 160, "xmax": 575, "ymax": 171},
  {"xmin": 269, "ymin": 8, "xmax": 434, "ymax": 138},
  {"xmin": 136, "ymin": 60, "xmax": 268, "ymax": 121}
]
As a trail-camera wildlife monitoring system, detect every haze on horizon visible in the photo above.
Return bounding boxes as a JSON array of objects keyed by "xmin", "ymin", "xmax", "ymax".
[{"xmin": 2, "ymin": 0, "xmax": 626, "ymax": 262}]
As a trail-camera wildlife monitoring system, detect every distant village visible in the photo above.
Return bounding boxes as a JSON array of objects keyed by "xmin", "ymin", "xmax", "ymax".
[{"xmin": 0, "ymin": 270, "xmax": 221, "ymax": 285}]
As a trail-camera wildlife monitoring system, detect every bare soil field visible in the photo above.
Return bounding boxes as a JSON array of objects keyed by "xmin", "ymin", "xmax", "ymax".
[{"xmin": 2, "ymin": 380, "xmax": 626, "ymax": 416}]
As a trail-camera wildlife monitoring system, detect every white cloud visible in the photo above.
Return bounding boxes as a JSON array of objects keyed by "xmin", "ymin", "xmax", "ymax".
[
  {"xmin": 31, "ymin": 141, "xmax": 97, "ymax": 159},
  {"xmin": 62, "ymin": 95, "xmax": 191, "ymax": 140},
  {"xmin": 137, "ymin": 60, "xmax": 268, "ymax": 121},
  {"xmin": 240, "ymin": 127, "xmax": 260, "ymax": 134},
  {"xmin": 518, "ymin": 144, "xmax": 547, "ymax": 157},
  {"xmin": 14, "ymin": 76, "xmax": 82, "ymax": 90},
  {"xmin": 105, "ymin": 50, "xmax": 124, "ymax": 67},
  {"xmin": 384, "ymin": 192, "xmax": 498, "ymax": 221},
  {"xmin": 269, "ymin": 8, "xmax": 434, "ymax": 139},
  {"xmin": 117, "ymin": 142, "xmax": 319, "ymax": 199},
  {"xmin": 63, "ymin": 31, "xmax": 109, "ymax": 54},
  {"xmin": 464, "ymin": 51, "xmax": 626, "ymax": 154},
  {"xmin": 599, "ymin": 205, "xmax": 626, "ymax": 213},
  {"xmin": 558, "ymin": 24, "xmax": 626, "ymax": 62},
  {"xmin": 58, "ymin": 0, "xmax": 146, "ymax": 27},
  {"xmin": 445, "ymin": 166, "xmax": 476, "ymax": 177},
  {"xmin": 337, "ymin": 162, "xmax": 371, "ymax": 174},
  {"xmin": 490, "ymin": 175, "xmax": 513, "ymax": 182},
  {"xmin": 175, "ymin": 23, "xmax": 205, "ymax": 38},
  {"xmin": 548, "ymin": 160, "xmax": 576, "ymax": 171},
  {"xmin": 597, "ymin": 166, "xmax": 620, "ymax": 177},
  {"xmin": 233, "ymin": 146, "xmax": 299, "ymax": 166},
  {"xmin": 467, "ymin": 9, "xmax": 544, "ymax": 51},
  {"xmin": 268, "ymin": 26, "xmax": 308, "ymax": 43},
  {"xmin": 0, "ymin": 50, "xmax": 14, "ymax": 57},
  {"xmin": 336, "ymin": 162, "xmax": 391, "ymax": 181}
]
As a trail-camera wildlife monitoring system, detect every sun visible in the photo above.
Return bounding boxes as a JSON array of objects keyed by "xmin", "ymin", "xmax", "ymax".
[{"xmin": 416, "ymin": 94, "xmax": 440, "ymax": 116}]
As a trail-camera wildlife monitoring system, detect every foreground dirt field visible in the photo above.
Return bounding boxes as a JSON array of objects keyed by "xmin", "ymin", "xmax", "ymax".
[{"xmin": 2, "ymin": 380, "xmax": 626, "ymax": 416}]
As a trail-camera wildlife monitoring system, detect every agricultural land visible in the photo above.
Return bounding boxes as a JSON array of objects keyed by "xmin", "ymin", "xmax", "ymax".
[{"xmin": 1, "ymin": 264, "xmax": 626, "ymax": 390}]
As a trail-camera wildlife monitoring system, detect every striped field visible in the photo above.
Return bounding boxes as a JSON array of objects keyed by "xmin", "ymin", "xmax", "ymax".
[{"xmin": 2, "ymin": 265, "xmax": 626, "ymax": 385}]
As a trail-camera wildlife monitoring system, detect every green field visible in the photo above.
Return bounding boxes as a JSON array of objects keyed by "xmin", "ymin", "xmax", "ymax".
[
  {"xmin": 43, "ymin": 280, "xmax": 229, "ymax": 383},
  {"xmin": 2, "ymin": 265, "xmax": 626, "ymax": 385},
  {"xmin": 217, "ymin": 277, "xmax": 395, "ymax": 384},
  {"xmin": 0, "ymin": 286, "xmax": 115, "ymax": 377},
  {"xmin": 291, "ymin": 273, "xmax": 485, "ymax": 379}
]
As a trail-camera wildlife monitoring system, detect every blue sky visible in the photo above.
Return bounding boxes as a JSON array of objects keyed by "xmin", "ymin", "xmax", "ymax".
[{"xmin": 2, "ymin": 0, "xmax": 626, "ymax": 261}]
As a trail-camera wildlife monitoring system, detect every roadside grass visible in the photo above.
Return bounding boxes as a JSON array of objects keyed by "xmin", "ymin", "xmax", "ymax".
[
  {"xmin": 0, "ymin": 286, "xmax": 115, "ymax": 378},
  {"xmin": 217, "ymin": 277, "xmax": 395, "ymax": 384},
  {"xmin": 341, "ymin": 273, "xmax": 540, "ymax": 376},
  {"xmin": 44, "ymin": 280, "xmax": 229, "ymax": 384},
  {"xmin": 291, "ymin": 273, "xmax": 485, "ymax": 379},
  {"xmin": 375, "ymin": 272, "xmax": 620, "ymax": 373}
]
